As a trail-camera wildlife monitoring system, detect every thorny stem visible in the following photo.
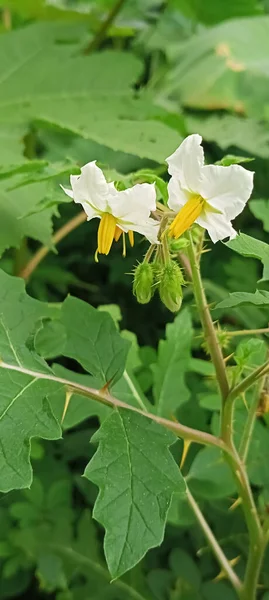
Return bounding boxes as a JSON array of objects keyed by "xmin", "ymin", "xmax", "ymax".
[
  {"xmin": 186, "ymin": 230, "xmax": 265, "ymax": 599},
  {"xmin": 228, "ymin": 359, "xmax": 269, "ymax": 406},
  {"xmin": 19, "ymin": 211, "xmax": 87, "ymax": 280},
  {"xmin": 186, "ymin": 231, "xmax": 229, "ymax": 403},
  {"xmin": 83, "ymin": 0, "xmax": 126, "ymax": 54},
  {"xmin": 0, "ymin": 360, "xmax": 231, "ymax": 454},
  {"xmin": 186, "ymin": 488, "xmax": 242, "ymax": 593},
  {"xmin": 239, "ymin": 376, "xmax": 266, "ymax": 464}
]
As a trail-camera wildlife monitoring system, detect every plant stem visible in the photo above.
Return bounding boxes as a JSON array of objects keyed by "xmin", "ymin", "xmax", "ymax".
[
  {"xmin": 186, "ymin": 488, "xmax": 242, "ymax": 593},
  {"xmin": 228, "ymin": 327, "xmax": 269, "ymax": 337},
  {"xmin": 227, "ymin": 360, "xmax": 269, "ymax": 405},
  {"xmin": 51, "ymin": 545, "xmax": 148, "ymax": 600},
  {"xmin": 19, "ymin": 211, "xmax": 87, "ymax": 280},
  {"xmin": 186, "ymin": 231, "xmax": 229, "ymax": 402},
  {"xmin": 0, "ymin": 360, "xmax": 230, "ymax": 454},
  {"xmin": 240, "ymin": 535, "xmax": 267, "ymax": 600},
  {"xmin": 2, "ymin": 7, "xmax": 12, "ymax": 30},
  {"xmin": 186, "ymin": 230, "xmax": 265, "ymax": 599},
  {"xmin": 239, "ymin": 376, "xmax": 265, "ymax": 462},
  {"xmin": 83, "ymin": 0, "xmax": 126, "ymax": 54}
]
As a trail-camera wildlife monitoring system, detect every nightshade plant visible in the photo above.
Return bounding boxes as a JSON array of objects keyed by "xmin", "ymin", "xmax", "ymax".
[
  {"xmin": 0, "ymin": 5, "xmax": 269, "ymax": 600},
  {"xmin": 0, "ymin": 130, "xmax": 268, "ymax": 600}
]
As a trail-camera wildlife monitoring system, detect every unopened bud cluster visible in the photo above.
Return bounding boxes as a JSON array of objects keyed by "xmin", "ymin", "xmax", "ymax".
[{"xmin": 133, "ymin": 254, "xmax": 185, "ymax": 313}]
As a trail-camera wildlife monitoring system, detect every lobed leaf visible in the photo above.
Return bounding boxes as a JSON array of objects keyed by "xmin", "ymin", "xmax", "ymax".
[
  {"xmin": 85, "ymin": 408, "xmax": 185, "ymax": 578},
  {"xmin": 153, "ymin": 309, "xmax": 193, "ymax": 417}
]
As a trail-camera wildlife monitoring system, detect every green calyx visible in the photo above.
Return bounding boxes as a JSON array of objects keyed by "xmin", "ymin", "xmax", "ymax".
[
  {"xmin": 158, "ymin": 260, "xmax": 184, "ymax": 313},
  {"xmin": 133, "ymin": 262, "xmax": 154, "ymax": 304}
]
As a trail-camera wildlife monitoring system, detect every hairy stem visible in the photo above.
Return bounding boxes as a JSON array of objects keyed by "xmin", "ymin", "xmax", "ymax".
[
  {"xmin": 228, "ymin": 327, "xmax": 269, "ymax": 337},
  {"xmin": 19, "ymin": 211, "xmax": 87, "ymax": 280},
  {"xmin": 0, "ymin": 360, "xmax": 230, "ymax": 453},
  {"xmin": 186, "ymin": 488, "xmax": 242, "ymax": 593},
  {"xmin": 186, "ymin": 230, "xmax": 265, "ymax": 599},
  {"xmin": 239, "ymin": 376, "xmax": 265, "ymax": 462},
  {"xmin": 83, "ymin": 0, "xmax": 126, "ymax": 54},
  {"xmin": 186, "ymin": 231, "xmax": 229, "ymax": 402},
  {"xmin": 228, "ymin": 360, "xmax": 269, "ymax": 405}
]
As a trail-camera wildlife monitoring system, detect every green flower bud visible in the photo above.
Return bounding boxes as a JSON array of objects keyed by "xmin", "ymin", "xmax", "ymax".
[
  {"xmin": 133, "ymin": 262, "xmax": 154, "ymax": 304},
  {"xmin": 169, "ymin": 236, "xmax": 190, "ymax": 252},
  {"xmin": 158, "ymin": 261, "xmax": 183, "ymax": 313}
]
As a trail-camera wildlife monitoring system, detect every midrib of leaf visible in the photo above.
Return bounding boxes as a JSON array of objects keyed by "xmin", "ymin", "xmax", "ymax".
[
  {"xmin": 0, "ymin": 317, "xmax": 22, "ymax": 366},
  {"xmin": 117, "ymin": 410, "xmax": 134, "ymax": 573},
  {"xmin": 0, "ymin": 45, "xmax": 44, "ymax": 87},
  {"xmin": 157, "ymin": 336, "xmax": 188, "ymax": 416},
  {"xmin": 50, "ymin": 545, "xmax": 149, "ymax": 600},
  {"xmin": 123, "ymin": 370, "xmax": 148, "ymax": 412},
  {"xmin": 0, "ymin": 376, "xmax": 38, "ymax": 421}
]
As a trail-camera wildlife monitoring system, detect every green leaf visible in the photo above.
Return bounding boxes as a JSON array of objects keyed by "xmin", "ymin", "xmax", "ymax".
[
  {"xmin": 249, "ymin": 199, "xmax": 269, "ymax": 232},
  {"xmin": 226, "ymin": 233, "xmax": 269, "ymax": 282},
  {"xmin": 60, "ymin": 296, "xmax": 130, "ymax": 386},
  {"xmin": 48, "ymin": 364, "xmax": 109, "ymax": 431},
  {"xmin": 187, "ymin": 115, "xmax": 269, "ymax": 158},
  {"xmin": 0, "ymin": 180, "xmax": 56, "ymax": 255},
  {"xmin": 167, "ymin": 16, "xmax": 269, "ymax": 115},
  {"xmin": 0, "ymin": 271, "xmax": 62, "ymax": 492},
  {"xmin": 170, "ymin": 0, "xmax": 262, "ymax": 25},
  {"xmin": 215, "ymin": 154, "xmax": 254, "ymax": 166},
  {"xmin": 0, "ymin": 23, "xmax": 181, "ymax": 164},
  {"xmin": 153, "ymin": 309, "xmax": 193, "ymax": 417},
  {"xmin": 85, "ymin": 408, "xmax": 185, "ymax": 578},
  {"xmin": 216, "ymin": 290, "xmax": 269, "ymax": 308},
  {"xmin": 188, "ymin": 447, "xmax": 236, "ymax": 499}
]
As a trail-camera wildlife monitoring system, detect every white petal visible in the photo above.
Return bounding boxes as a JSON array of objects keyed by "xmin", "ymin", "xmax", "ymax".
[
  {"xmin": 166, "ymin": 134, "xmax": 204, "ymax": 192},
  {"xmin": 196, "ymin": 211, "xmax": 237, "ymax": 243},
  {"xmin": 128, "ymin": 218, "xmax": 160, "ymax": 244},
  {"xmin": 60, "ymin": 184, "xmax": 73, "ymax": 199},
  {"xmin": 199, "ymin": 164, "xmax": 254, "ymax": 220},
  {"xmin": 60, "ymin": 184, "xmax": 98, "ymax": 221},
  {"xmin": 110, "ymin": 183, "xmax": 156, "ymax": 223},
  {"xmin": 70, "ymin": 161, "xmax": 114, "ymax": 212},
  {"xmin": 167, "ymin": 176, "xmax": 190, "ymax": 212}
]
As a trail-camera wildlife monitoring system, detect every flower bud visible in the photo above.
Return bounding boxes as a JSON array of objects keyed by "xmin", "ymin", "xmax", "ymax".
[
  {"xmin": 133, "ymin": 262, "xmax": 154, "ymax": 304},
  {"xmin": 169, "ymin": 237, "xmax": 189, "ymax": 252},
  {"xmin": 158, "ymin": 261, "xmax": 183, "ymax": 312}
]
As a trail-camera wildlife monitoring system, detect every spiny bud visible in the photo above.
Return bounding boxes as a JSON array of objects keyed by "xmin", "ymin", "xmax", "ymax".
[
  {"xmin": 158, "ymin": 261, "xmax": 184, "ymax": 313},
  {"xmin": 133, "ymin": 262, "xmax": 154, "ymax": 304}
]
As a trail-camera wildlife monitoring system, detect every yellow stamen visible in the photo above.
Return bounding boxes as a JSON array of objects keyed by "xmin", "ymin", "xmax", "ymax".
[
  {"xmin": 128, "ymin": 230, "xmax": 134, "ymax": 247},
  {"xmin": 97, "ymin": 213, "xmax": 117, "ymax": 255},
  {"xmin": 169, "ymin": 195, "xmax": 205, "ymax": 239},
  {"xmin": 122, "ymin": 232, "xmax": 126, "ymax": 257},
  {"xmin": 114, "ymin": 225, "xmax": 122, "ymax": 242}
]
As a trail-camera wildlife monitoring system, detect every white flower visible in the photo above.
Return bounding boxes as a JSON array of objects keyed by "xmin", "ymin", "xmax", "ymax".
[
  {"xmin": 61, "ymin": 161, "xmax": 159, "ymax": 259},
  {"xmin": 166, "ymin": 134, "xmax": 254, "ymax": 243}
]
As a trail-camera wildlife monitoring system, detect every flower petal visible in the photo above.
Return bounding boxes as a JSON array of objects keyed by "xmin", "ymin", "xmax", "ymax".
[
  {"xmin": 70, "ymin": 161, "xmax": 115, "ymax": 212},
  {"xmin": 166, "ymin": 134, "xmax": 204, "ymax": 192},
  {"xmin": 60, "ymin": 184, "xmax": 74, "ymax": 199},
  {"xmin": 196, "ymin": 211, "xmax": 237, "ymax": 243},
  {"xmin": 167, "ymin": 176, "xmax": 190, "ymax": 212},
  {"xmin": 199, "ymin": 164, "xmax": 254, "ymax": 220},
  {"xmin": 110, "ymin": 183, "xmax": 156, "ymax": 223},
  {"xmin": 128, "ymin": 218, "xmax": 160, "ymax": 244}
]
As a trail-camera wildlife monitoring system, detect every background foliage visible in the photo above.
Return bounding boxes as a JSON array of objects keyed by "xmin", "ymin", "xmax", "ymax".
[{"xmin": 0, "ymin": 0, "xmax": 269, "ymax": 598}]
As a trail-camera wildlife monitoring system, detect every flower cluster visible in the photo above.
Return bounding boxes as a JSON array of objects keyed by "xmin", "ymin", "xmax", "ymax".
[
  {"xmin": 61, "ymin": 134, "xmax": 254, "ymax": 310},
  {"xmin": 62, "ymin": 134, "xmax": 254, "ymax": 259}
]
